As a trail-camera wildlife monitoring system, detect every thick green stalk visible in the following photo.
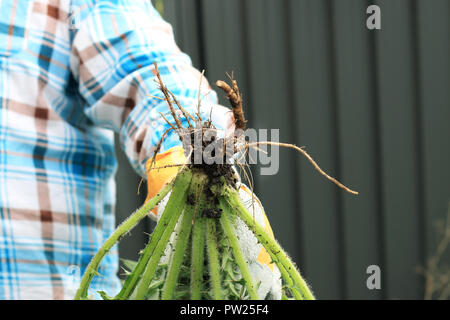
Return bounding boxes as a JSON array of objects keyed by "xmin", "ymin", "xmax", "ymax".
[
  {"xmin": 190, "ymin": 208, "xmax": 206, "ymax": 299},
  {"xmin": 266, "ymin": 249, "xmax": 303, "ymax": 300},
  {"xmin": 206, "ymin": 218, "xmax": 223, "ymax": 300},
  {"xmin": 114, "ymin": 234, "xmax": 154, "ymax": 299},
  {"xmin": 133, "ymin": 208, "xmax": 182, "ymax": 300},
  {"xmin": 219, "ymin": 200, "xmax": 259, "ymax": 300},
  {"xmin": 134, "ymin": 170, "xmax": 193, "ymax": 300},
  {"xmin": 224, "ymin": 187, "xmax": 315, "ymax": 300},
  {"xmin": 115, "ymin": 170, "xmax": 195, "ymax": 299},
  {"xmin": 161, "ymin": 210, "xmax": 192, "ymax": 300},
  {"xmin": 162, "ymin": 172, "xmax": 207, "ymax": 300},
  {"xmin": 74, "ymin": 181, "xmax": 173, "ymax": 300}
]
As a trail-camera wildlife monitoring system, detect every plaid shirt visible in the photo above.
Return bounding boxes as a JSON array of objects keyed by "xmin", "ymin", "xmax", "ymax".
[{"xmin": 0, "ymin": 0, "xmax": 229, "ymax": 299}]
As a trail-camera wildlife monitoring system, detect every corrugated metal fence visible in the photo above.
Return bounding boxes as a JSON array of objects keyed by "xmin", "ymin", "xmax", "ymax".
[{"xmin": 115, "ymin": 0, "xmax": 450, "ymax": 299}]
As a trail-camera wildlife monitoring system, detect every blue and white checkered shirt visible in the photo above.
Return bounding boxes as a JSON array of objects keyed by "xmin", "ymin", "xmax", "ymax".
[{"xmin": 0, "ymin": 0, "xmax": 230, "ymax": 299}]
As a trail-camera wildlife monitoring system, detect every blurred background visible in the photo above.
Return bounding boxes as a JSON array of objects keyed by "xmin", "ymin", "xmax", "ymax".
[{"xmin": 114, "ymin": 0, "xmax": 450, "ymax": 299}]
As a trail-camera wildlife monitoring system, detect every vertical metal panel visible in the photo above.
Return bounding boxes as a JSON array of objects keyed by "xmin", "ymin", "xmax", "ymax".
[
  {"xmin": 178, "ymin": 0, "xmax": 204, "ymax": 67},
  {"xmin": 330, "ymin": 0, "xmax": 383, "ymax": 300},
  {"xmin": 288, "ymin": 0, "xmax": 343, "ymax": 299},
  {"xmin": 163, "ymin": 0, "xmax": 203, "ymax": 67},
  {"xmin": 162, "ymin": 0, "xmax": 178, "ymax": 34},
  {"xmin": 373, "ymin": 0, "xmax": 424, "ymax": 299},
  {"xmin": 415, "ymin": 0, "xmax": 450, "ymax": 269},
  {"xmin": 199, "ymin": 0, "xmax": 250, "ymax": 109}
]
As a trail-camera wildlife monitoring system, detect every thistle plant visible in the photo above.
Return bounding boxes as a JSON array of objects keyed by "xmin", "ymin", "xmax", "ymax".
[{"xmin": 74, "ymin": 63, "xmax": 357, "ymax": 300}]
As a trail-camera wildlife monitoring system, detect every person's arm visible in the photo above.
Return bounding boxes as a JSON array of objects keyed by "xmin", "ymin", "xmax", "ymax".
[{"xmin": 69, "ymin": 0, "xmax": 231, "ymax": 177}]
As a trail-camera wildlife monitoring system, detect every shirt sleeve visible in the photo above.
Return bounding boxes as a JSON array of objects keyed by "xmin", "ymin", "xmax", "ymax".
[{"xmin": 69, "ymin": 0, "xmax": 231, "ymax": 177}]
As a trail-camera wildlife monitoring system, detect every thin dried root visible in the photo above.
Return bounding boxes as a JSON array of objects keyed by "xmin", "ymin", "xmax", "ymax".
[
  {"xmin": 149, "ymin": 128, "xmax": 174, "ymax": 172},
  {"xmin": 153, "ymin": 62, "xmax": 183, "ymax": 129},
  {"xmin": 246, "ymin": 141, "xmax": 359, "ymax": 195},
  {"xmin": 148, "ymin": 63, "xmax": 357, "ymax": 197},
  {"xmin": 197, "ymin": 70, "xmax": 206, "ymax": 123},
  {"xmin": 168, "ymin": 91, "xmax": 195, "ymax": 128},
  {"xmin": 216, "ymin": 77, "xmax": 246, "ymax": 131},
  {"xmin": 159, "ymin": 112, "xmax": 177, "ymax": 131},
  {"xmin": 147, "ymin": 163, "xmax": 185, "ymax": 171},
  {"xmin": 137, "ymin": 127, "xmax": 173, "ymax": 195}
]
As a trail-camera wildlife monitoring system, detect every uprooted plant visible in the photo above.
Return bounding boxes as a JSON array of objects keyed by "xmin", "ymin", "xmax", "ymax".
[{"xmin": 74, "ymin": 62, "xmax": 358, "ymax": 300}]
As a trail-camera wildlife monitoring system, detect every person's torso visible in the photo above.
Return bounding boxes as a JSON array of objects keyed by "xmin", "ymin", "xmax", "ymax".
[{"xmin": 0, "ymin": 0, "xmax": 120, "ymax": 299}]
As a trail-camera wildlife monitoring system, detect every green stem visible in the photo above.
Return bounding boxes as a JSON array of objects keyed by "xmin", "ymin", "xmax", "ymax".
[
  {"xmin": 161, "ymin": 211, "xmax": 192, "ymax": 300},
  {"xmin": 190, "ymin": 207, "xmax": 206, "ymax": 300},
  {"xmin": 134, "ymin": 170, "xmax": 193, "ymax": 300},
  {"xmin": 266, "ymin": 249, "xmax": 303, "ymax": 300},
  {"xmin": 116, "ymin": 170, "xmax": 198, "ymax": 300},
  {"xmin": 206, "ymin": 218, "xmax": 223, "ymax": 300},
  {"xmin": 162, "ymin": 172, "xmax": 207, "ymax": 300},
  {"xmin": 114, "ymin": 234, "xmax": 154, "ymax": 299},
  {"xmin": 74, "ymin": 181, "xmax": 174, "ymax": 300},
  {"xmin": 224, "ymin": 187, "xmax": 315, "ymax": 300},
  {"xmin": 219, "ymin": 200, "xmax": 259, "ymax": 300}
]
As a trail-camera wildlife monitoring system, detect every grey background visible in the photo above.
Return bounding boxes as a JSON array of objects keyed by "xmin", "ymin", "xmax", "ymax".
[{"xmin": 114, "ymin": 0, "xmax": 450, "ymax": 299}]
